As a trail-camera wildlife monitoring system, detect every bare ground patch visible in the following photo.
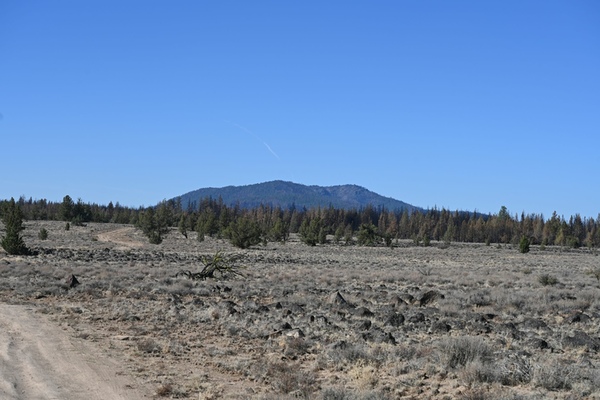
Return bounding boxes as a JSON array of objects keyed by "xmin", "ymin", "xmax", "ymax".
[{"xmin": 0, "ymin": 303, "xmax": 152, "ymax": 400}]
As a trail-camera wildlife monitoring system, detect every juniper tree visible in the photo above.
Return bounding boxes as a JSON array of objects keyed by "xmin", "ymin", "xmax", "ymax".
[
  {"xmin": 137, "ymin": 203, "xmax": 171, "ymax": 244},
  {"xmin": 226, "ymin": 215, "xmax": 262, "ymax": 249},
  {"xmin": 519, "ymin": 236, "xmax": 530, "ymax": 254},
  {"xmin": 299, "ymin": 217, "xmax": 321, "ymax": 246},
  {"xmin": 178, "ymin": 214, "xmax": 188, "ymax": 238},
  {"xmin": 269, "ymin": 217, "xmax": 290, "ymax": 243},
  {"xmin": 1, "ymin": 198, "xmax": 29, "ymax": 255},
  {"xmin": 357, "ymin": 223, "xmax": 378, "ymax": 246}
]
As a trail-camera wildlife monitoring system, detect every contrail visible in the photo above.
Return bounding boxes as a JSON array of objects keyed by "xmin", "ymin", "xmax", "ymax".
[{"xmin": 225, "ymin": 120, "xmax": 280, "ymax": 160}]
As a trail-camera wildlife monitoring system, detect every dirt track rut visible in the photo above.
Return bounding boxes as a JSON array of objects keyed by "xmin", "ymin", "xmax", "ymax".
[{"xmin": 0, "ymin": 304, "xmax": 149, "ymax": 400}]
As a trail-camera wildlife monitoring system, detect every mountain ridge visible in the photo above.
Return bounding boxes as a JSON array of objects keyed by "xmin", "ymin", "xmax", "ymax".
[{"xmin": 174, "ymin": 180, "xmax": 422, "ymax": 212}]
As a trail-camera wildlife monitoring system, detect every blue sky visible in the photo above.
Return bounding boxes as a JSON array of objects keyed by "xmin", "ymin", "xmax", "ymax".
[{"xmin": 1, "ymin": 1, "xmax": 599, "ymax": 219}]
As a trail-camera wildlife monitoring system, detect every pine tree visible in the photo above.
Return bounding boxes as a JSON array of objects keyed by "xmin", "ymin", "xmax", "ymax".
[
  {"xmin": 1, "ymin": 198, "xmax": 29, "ymax": 255},
  {"xmin": 60, "ymin": 195, "xmax": 75, "ymax": 222}
]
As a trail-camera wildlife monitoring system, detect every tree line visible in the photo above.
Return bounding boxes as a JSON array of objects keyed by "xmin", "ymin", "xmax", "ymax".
[{"xmin": 2, "ymin": 195, "xmax": 599, "ymax": 250}]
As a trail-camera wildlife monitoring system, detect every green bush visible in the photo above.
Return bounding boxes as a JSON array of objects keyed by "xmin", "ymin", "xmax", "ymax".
[
  {"xmin": 519, "ymin": 236, "xmax": 530, "ymax": 253},
  {"xmin": 567, "ymin": 236, "xmax": 580, "ymax": 249},
  {"xmin": 538, "ymin": 273, "xmax": 559, "ymax": 286},
  {"xmin": 38, "ymin": 228, "xmax": 49, "ymax": 240},
  {"xmin": 422, "ymin": 234, "xmax": 431, "ymax": 247}
]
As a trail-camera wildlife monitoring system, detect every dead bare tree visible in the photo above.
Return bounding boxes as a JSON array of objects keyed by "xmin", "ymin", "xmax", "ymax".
[{"xmin": 176, "ymin": 251, "xmax": 245, "ymax": 280}]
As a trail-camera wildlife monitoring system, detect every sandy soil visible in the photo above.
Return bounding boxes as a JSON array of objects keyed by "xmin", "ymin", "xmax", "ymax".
[{"xmin": 0, "ymin": 303, "xmax": 151, "ymax": 400}]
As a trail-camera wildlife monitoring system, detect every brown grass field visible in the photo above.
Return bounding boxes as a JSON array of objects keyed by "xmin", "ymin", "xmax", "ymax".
[{"xmin": 1, "ymin": 220, "xmax": 600, "ymax": 399}]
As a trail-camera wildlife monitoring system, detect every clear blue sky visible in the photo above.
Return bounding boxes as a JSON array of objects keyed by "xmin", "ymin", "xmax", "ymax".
[{"xmin": 1, "ymin": 1, "xmax": 599, "ymax": 219}]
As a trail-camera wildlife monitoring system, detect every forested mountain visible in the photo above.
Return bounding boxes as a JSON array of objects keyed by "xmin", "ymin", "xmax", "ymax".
[{"xmin": 175, "ymin": 180, "xmax": 421, "ymax": 212}]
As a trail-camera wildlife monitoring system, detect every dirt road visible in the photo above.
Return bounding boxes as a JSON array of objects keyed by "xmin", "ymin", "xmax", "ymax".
[
  {"xmin": 96, "ymin": 227, "xmax": 145, "ymax": 250},
  {"xmin": 0, "ymin": 304, "xmax": 150, "ymax": 400}
]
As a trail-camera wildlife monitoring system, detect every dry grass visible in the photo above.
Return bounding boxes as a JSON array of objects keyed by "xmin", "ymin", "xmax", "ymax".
[{"xmin": 1, "ymin": 220, "xmax": 600, "ymax": 399}]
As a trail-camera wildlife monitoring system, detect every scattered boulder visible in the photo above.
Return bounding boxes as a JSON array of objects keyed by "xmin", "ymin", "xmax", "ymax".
[
  {"xmin": 429, "ymin": 321, "xmax": 451, "ymax": 334},
  {"xmin": 328, "ymin": 291, "xmax": 352, "ymax": 308},
  {"xmin": 257, "ymin": 305, "xmax": 270, "ymax": 313},
  {"xmin": 566, "ymin": 312, "xmax": 591, "ymax": 324},
  {"xmin": 469, "ymin": 322, "xmax": 492, "ymax": 334},
  {"xmin": 279, "ymin": 322, "xmax": 293, "ymax": 330},
  {"xmin": 353, "ymin": 307, "xmax": 374, "ymax": 317},
  {"xmin": 497, "ymin": 322, "xmax": 523, "ymax": 340},
  {"xmin": 310, "ymin": 315, "xmax": 329, "ymax": 326},
  {"xmin": 527, "ymin": 337, "xmax": 551, "ymax": 350},
  {"xmin": 393, "ymin": 293, "xmax": 415, "ymax": 306},
  {"xmin": 408, "ymin": 312, "xmax": 426, "ymax": 324},
  {"xmin": 384, "ymin": 313, "xmax": 405, "ymax": 327},
  {"xmin": 362, "ymin": 327, "xmax": 396, "ymax": 345},
  {"xmin": 66, "ymin": 274, "xmax": 79, "ymax": 288},
  {"xmin": 563, "ymin": 330, "xmax": 600, "ymax": 351},
  {"xmin": 285, "ymin": 328, "xmax": 304, "ymax": 338},
  {"xmin": 419, "ymin": 290, "xmax": 444, "ymax": 307},
  {"xmin": 357, "ymin": 320, "xmax": 372, "ymax": 331},
  {"xmin": 520, "ymin": 318, "xmax": 549, "ymax": 331}
]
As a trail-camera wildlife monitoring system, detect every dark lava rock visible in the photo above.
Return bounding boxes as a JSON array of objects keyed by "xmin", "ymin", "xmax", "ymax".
[
  {"xmin": 331, "ymin": 340, "xmax": 351, "ymax": 350},
  {"xmin": 362, "ymin": 327, "xmax": 397, "ymax": 345},
  {"xmin": 497, "ymin": 322, "xmax": 524, "ymax": 340},
  {"xmin": 394, "ymin": 293, "xmax": 415, "ymax": 306},
  {"xmin": 280, "ymin": 322, "xmax": 293, "ymax": 330},
  {"xmin": 353, "ymin": 307, "xmax": 375, "ymax": 317},
  {"xmin": 468, "ymin": 320, "xmax": 492, "ymax": 334},
  {"xmin": 328, "ymin": 291, "xmax": 351, "ymax": 306},
  {"xmin": 189, "ymin": 298, "xmax": 204, "ymax": 306},
  {"xmin": 271, "ymin": 301, "xmax": 305, "ymax": 314},
  {"xmin": 527, "ymin": 338, "xmax": 551, "ymax": 350},
  {"xmin": 429, "ymin": 321, "xmax": 451, "ymax": 333},
  {"xmin": 66, "ymin": 274, "xmax": 80, "ymax": 288},
  {"xmin": 358, "ymin": 320, "xmax": 372, "ymax": 330},
  {"xmin": 310, "ymin": 315, "xmax": 329, "ymax": 326},
  {"xmin": 563, "ymin": 330, "xmax": 600, "ymax": 351},
  {"xmin": 520, "ymin": 318, "xmax": 548, "ymax": 330},
  {"xmin": 566, "ymin": 312, "xmax": 591, "ymax": 324},
  {"xmin": 408, "ymin": 312, "xmax": 426, "ymax": 324},
  {"xmin": 384, "ymin": 313, "xmax": 405, "ymax": 327},
  {"xmin": 419, "ymin": 290, "xmax": 444, "ymax": 307}
]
